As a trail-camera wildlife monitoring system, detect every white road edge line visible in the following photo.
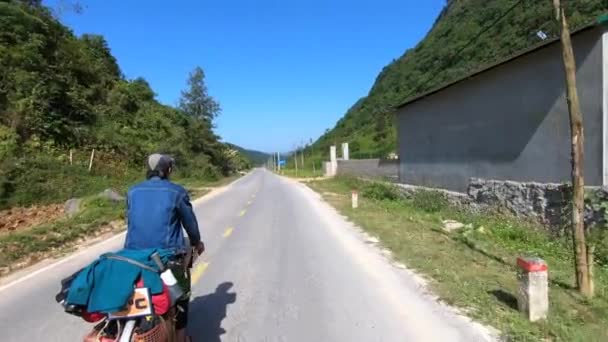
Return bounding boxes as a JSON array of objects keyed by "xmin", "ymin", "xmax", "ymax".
[
  {"xmin": 0, "ymin": 171, "xmax": 254, "ymax": 293},
  {"xmin": 0, "ymin": 232, "xmax": 126, "ymax": 293}
]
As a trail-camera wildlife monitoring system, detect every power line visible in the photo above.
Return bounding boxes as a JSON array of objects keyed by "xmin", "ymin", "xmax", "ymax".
[{"xmin": 399, "ymin": 0, "xmax": 525, "ymax": 103}]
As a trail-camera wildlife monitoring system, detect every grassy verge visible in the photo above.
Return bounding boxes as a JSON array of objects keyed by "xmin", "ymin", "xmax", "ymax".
[
  {"xmin": 0, "ymin": 174, "xmax": 241, "ymax": 276},
  {"xmin": 277, "ymin": 167, "xmax": 324, "ymax": 179},
  {"xmin": 0, "ymin": 196, "xmax": 125, "ymax": 274},
  {"xmin": 308, "ymin": 177, "xmax": 608, "ymax": 341}
]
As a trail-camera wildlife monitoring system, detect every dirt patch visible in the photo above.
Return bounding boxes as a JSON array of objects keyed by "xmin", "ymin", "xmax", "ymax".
[{"xmin": 0, "ymin": 204, "xmax": 64, "ymax": 235}]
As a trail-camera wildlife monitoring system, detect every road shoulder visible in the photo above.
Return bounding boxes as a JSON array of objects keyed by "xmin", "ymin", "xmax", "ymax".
[{"xmin": 280, "ymin": 175, "xmax": 500, "ymax": 341}]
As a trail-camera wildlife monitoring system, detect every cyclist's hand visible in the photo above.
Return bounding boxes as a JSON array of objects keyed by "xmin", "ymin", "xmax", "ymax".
[{"xmin": 195, "ymin": 241, "xmax": 205, "ymax": 255}]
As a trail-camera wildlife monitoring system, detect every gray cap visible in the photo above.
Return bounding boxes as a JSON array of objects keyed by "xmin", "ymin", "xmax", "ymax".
[{"xmin": 147, "ymin": 153, "xmax": 174, "ymax": 175}]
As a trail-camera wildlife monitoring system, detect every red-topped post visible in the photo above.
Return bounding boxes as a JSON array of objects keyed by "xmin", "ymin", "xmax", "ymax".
[{"xmin": 517, "ymin": 257, "xmax": 548, "ymax": 321}]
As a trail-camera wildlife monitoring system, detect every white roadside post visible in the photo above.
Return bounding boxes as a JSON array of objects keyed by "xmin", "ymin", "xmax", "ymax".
[
  {"xmin": 329, "ymin": 145, "xmax": 337, "ymax": 176},
  {"xmin": 517, "ymin": 257, "xmax": 549, "ymax": 322},
  {"xmin": 342, "ymin": 142, "xmax": 350, "ymax": 161},
  {"xmin": 324, "ymin": 161, "xmax": 331, "ymax": 177},
  {"xmin": 351, "ymin": 190, "xmax": 359, "ymax": 209}
]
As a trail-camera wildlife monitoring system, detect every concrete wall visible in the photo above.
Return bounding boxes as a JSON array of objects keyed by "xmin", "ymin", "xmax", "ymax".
[
  {"xmin": 397, "ymin": 27, "xmax": 606, "ymax": 192},
  {"xmin": 336, "ymin": 159, "xmax": 399, "ymax": 181}
]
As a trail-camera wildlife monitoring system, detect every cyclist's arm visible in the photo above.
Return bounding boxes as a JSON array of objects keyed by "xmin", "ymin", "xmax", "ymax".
[{"xmin": 177, "ymin": 192, "xmax": 201, "ymax": 245}]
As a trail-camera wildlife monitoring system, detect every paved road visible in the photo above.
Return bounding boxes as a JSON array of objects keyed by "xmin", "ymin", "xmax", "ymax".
[{"xmin": 0, "ymin": 169, "xmax": 495, "ymax": 341}]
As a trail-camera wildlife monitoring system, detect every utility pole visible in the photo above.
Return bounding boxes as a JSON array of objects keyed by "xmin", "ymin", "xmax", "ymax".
[
  {"xmin": 294, "ymin": 148, "xmax": 299, "ymax": 177},
  {"xmin": 277, "ymin": 152, "xmax": 281, "ymax": 172},
  {"xmin": 553, "ymin": 0, "xmax": 593, "ymax": 298},
  {"xmin": 310, "ymin": 138, "xmax": 315, "ymax": 175},
  {"xmin": 300, "ymin": 140, "xmax": 305, "ymax": 167}
]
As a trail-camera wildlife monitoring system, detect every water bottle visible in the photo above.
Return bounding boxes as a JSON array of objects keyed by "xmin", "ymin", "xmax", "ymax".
[
  {"xmin": 160, "ymin": 269, "xmax": 184, "ymax": 303},
  {"xmin": 150, "ymin": 252, "xmax": 184, "ymax": 304}
]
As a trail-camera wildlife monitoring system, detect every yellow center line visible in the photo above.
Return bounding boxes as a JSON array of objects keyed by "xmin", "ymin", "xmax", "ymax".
[
  {"xmin": 223, "ymin": 227, "xmax": 234, "ymax": 237},
  {"xmin": 190, "ymin": 261, "xmax": 209, "ymax": 285},
  {"xmin": 239, "ymin": 209, "xmax": 247, "ymax": 217}
]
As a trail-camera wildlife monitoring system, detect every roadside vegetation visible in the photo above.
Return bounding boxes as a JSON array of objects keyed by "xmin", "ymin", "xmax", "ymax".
[
  {"xmin": 276, "ymin": 154, "xmax": 326, "ymax": 179},
  {"xmin": 278, "ymin": 167, "xmax": 323, "ymax": 179},
  {"xmin": 309, "ymin": 177, "xmax": 608, "ymax": 341},
  {"xmin": 0, "ymin": 195, "xmax": 124, "ymax": 275},
  {"xmin": 0, "ymin": 0, "xmax": 252, "ymax": 211}
]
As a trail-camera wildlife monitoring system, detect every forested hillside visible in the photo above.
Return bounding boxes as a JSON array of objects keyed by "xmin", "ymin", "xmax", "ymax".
[
  {"xmin": 0, "ymin": 0, "xmax": 247, "ymax": 209},
  {"xmin": 227, "ymin": 144, "xmax": 270, "ymax": 166},
  {"xmin": 314, "ymin": 0, "xmax": 608, "ymax": 158}
]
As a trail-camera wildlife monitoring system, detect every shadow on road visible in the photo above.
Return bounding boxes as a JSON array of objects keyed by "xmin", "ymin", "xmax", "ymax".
[{"xmin": 188, "ymin": 282, "xmax": 237, "ymax": 342}]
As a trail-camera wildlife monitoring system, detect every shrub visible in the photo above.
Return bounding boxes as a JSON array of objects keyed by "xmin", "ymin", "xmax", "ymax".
[
  {"xmin": 361, "ymin": 182, "xmax": 401, "ymax": 201},
  {"xmin": 411, "ymin": 190, "xmax": 449, "ymax": 213},
  {"xmin": 0, "ymin": 125, "xmax": 18, "ymax": 161},
  {"xmin": 589, "ymin": 228, "xmax": 608, "ymax": 267}
]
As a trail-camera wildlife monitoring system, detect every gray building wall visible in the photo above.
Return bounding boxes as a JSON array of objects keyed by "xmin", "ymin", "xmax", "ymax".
[
  {"xmin": 337, "ymin": 159, "xmax": 399, "ymax": 182},
  {"xmin": 397, "ymin": 26, "xmax": 606, "ymax": 192}
]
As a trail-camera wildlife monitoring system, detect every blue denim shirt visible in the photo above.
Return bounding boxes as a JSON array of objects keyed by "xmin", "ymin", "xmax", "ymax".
[{"xmin": 124, "ymin": 177, "xmax": 201, "ymax": 251}]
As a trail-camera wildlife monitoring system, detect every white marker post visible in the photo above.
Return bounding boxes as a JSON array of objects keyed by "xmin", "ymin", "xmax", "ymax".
[
  {"xmin": 352, "ymin": 190, "xmax": 359, "ymax": 209},
  {"xmin": 342, "ymin": 142, "xmax": 350, "ymax": 161},
  {"xmin": 88, "ymin": 149, "xmax": 95, "ymax": 172},
  {"xmin": 329, "ymin": 145, "xmax": 337, "ymax": 176}
]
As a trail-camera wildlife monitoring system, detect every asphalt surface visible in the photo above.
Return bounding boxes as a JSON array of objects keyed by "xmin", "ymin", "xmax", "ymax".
[{"xmin": 0, "ymin": 169, "xmax": 496, "ymax": 342}]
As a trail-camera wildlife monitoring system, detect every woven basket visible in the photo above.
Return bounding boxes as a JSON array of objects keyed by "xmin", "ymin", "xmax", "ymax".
[
  {"xmin": 132, "ymin": 318, "xmax": 169, "ymax": 342},
  {"xmin": 83, "ymin": 316, "xmax": 173, "ymax": 342}
]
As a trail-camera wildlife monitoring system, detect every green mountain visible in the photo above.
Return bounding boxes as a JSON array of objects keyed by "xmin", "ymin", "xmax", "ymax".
[
  {"xmin": 227, "ymin": 144, "xmax": 270, "ymax": 166},
  {"xmin": 314, "ymin": 0, "xmax": 608, "ymax": 158},
  {"xmin": 0, "ymin": 0, "xmax": 245, "ymax": 208}
]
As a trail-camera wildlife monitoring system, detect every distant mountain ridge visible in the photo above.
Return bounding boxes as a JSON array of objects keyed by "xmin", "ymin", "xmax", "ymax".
[{"xmin": 227, "ymin": 144, "xmax": 269, "ymax": 166}]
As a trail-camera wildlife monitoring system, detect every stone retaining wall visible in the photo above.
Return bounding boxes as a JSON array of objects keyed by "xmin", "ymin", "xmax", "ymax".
[{"xmin": 397, "ymin": 178, "xmax": 608, "ymax": 233}]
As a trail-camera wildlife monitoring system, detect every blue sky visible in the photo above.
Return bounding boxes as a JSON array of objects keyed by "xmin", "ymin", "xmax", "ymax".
[{"xmin": 45, "ymin": 0, "xmax": 445, "ymax": 152}]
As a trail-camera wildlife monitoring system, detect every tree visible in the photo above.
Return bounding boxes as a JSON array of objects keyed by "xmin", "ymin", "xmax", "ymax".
[
  {"xmin": 178, "ymin": 66, "xmax": 220, "ymax": 124},
  {"xmin": 553, "ymin": 0, "xmax": 593, "ymax": 298},
  {"xmin": 13, "ymin": 0, "xmax": 42, "ymax": 8},
  {"xmin": 80, "ymin": 34, "xmax": 121, "ymax": 80}
]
